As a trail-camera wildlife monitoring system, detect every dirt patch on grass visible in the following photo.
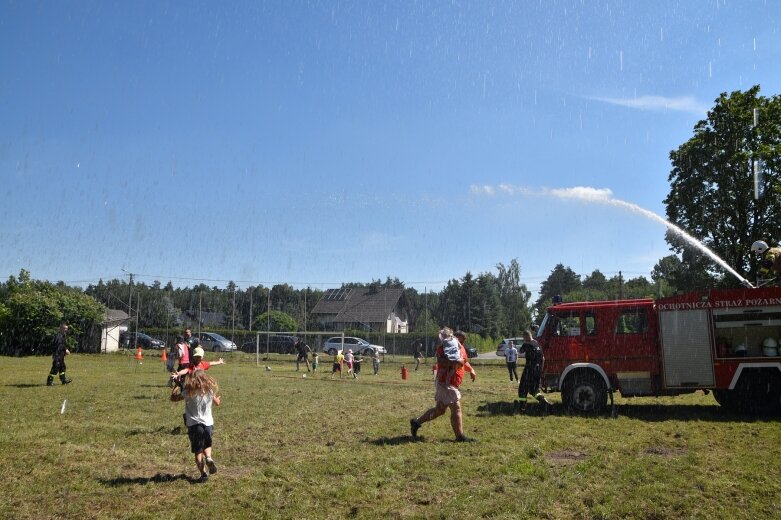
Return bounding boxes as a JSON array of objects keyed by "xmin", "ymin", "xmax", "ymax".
[
  {"xmin": 643, "ymin": 446, "xmax": 688, "ymax": 457},
  {"xmin": 545, "ymin": 450, "xmax": 588, "ymax": 466}
]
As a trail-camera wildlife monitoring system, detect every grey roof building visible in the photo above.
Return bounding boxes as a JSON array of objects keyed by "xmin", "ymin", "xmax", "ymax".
[{"xmin": 311, "ymin": 287, "xmax": 409, "ymax": 333}]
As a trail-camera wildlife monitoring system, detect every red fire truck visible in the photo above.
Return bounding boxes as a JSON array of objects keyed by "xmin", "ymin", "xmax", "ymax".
[{"xmin": 537, "ymin": 286, "xmax": 781, "ymax": 414}]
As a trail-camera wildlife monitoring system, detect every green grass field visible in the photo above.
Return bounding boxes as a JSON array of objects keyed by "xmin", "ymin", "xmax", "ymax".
[{"xmin": 2, "ymin": 352, "xmax": 781, "ymax": 519}]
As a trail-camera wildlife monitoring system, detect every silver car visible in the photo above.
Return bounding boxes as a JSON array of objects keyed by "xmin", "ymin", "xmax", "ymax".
[
  {"xmin": 197, "ymin": 332, "xmax": 237, "ymax": 352},
  {"xmin": 496, "ymin": 337, "xmax": 525, "ymax": 357},
  {"xmin": 323, "ymin": 336, "xmax": 386, "ymax": 356}
]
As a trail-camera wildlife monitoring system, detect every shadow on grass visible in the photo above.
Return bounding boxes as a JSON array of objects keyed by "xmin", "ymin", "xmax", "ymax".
[
  {"xmin": 367, "ymin": 435, "xmax": 421, "ymax": 446},
  {"xmin": 613, "ymin": 403, "xmax": 781, "ymax": 422},
  {"xmin": 4, "ymin": 383, "xmax": 46, "ymax": 388},
  {"xmin": 476, "ymin": 401, "xmax": 549, "ymax": 417},
  {"xmin": 139, "ymin": 384, "xmax": 169, "ymax": 388},
  {"xmin": 99, "ymin": 472, "xmax": 196, "ymax": 486},
  {"xmin": 127, "ymin": 425, "xmax": 181, "ymax": 436},
  {"xmin": 475, "ymin": 400, "xmax": 781, "ymax": 422}
]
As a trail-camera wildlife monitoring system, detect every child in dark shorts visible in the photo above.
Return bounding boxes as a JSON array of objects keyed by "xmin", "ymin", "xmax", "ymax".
[{"xmin": 170, "ymin": 370, "xmax": 222, "ymax": 483}]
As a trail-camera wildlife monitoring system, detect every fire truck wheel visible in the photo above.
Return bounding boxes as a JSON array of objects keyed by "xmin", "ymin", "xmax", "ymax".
[
  {"xmin": 712, "ymin": 389, "xmax": 739, "ymax": 412},
  {"xmin": 562, "ymin": 371, "xmax": 607, "ymax": 413}
]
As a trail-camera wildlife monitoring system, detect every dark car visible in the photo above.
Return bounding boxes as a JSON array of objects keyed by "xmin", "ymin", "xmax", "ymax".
[
  {"xmin": 465, "ymin": 345, "xmax": 478, "ymax": 359},
  {"xmin": 241, "ymin": 335, "xmax": 299, "ymax": 354},
  {"xmin": 120, "ymin": 331, "xmax": 165, "ymax": 350}
]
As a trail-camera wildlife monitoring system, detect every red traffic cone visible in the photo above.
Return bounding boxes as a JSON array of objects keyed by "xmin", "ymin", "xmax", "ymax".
[
  {"xmin": 161, "ymin": 350, "xmax": 167, "ymax": 362},
  {"xmin": 401, "ymin": 364, "xmax": 408, "ymax": 380},
  {"xmin": 135, "ymin": 347, "xmax": 143, "ymax": 362}
]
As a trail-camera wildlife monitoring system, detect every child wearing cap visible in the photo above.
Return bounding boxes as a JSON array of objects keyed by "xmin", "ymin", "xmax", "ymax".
[{"xmin": 171, "ymin": 346, "xmax": 225, "ymax": 382}]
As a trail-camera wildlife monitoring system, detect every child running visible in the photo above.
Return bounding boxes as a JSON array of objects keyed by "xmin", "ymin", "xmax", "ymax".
[
  {"xmin": 331, "ymin": 350, "xmax": 345, "ymax": 379},
  {"xmin": 170, "ymin": 370, "xmax": 222, "ymax": 483},
  {"xmin": 344, "ymin": 349, "xmax": 354, "ymax": 377}
]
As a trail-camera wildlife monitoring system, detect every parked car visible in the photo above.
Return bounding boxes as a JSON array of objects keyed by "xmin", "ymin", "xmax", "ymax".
[
  {"xmin": 465, "ymin": 345, "xmax": 478, "ymax": 358},
  {"xmin": 241, "ymin": 335, "xmax": 298, "ymax": 354},
  {"xmin": 322, "ymin": 336, "xmax": 386, "ymax": 356},
  {"xmin": 196, "ymin": 332, "xmax": 237, "ymax": 352},
  {"xmin": 119, "ymin": 331, "xmax": 165, "ymax": 350},
  {"xmin": 495, "ymin": 337, "xmax": 525, "ymax": 357}
]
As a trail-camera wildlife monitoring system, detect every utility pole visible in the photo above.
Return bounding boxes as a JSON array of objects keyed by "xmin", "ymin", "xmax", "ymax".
[
  {"xmin": 249, "ymin": 287, "xmax": 253, "ymax": 332},
  {"xmin": 753, "ymin": 107, "xmax": 762, "ymax": 200},
  {"xmin": 425, "ymin": 287, "xmax": 428, "ymax": 358},
  {"xmin": 618, "ymin": 271, "xmax": 624, "ymax": 300},
  {"xmin": 125, "ymin": 271, "xmax": 135, "ymax": 344},
  {"xmin": 198, "ymin": 290, "xmax": 202, "ymax": 335}
]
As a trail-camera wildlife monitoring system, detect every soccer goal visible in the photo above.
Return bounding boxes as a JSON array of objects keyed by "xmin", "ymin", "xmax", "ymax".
[{"xmin": 251, "ymin": 331, "xmax": 343, "ymax": 365}]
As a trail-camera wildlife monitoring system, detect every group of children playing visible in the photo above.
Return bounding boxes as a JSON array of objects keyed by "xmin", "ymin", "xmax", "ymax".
[{"xmin": 328, "ymin": 347, "xmax": 381, "ymax": 379}]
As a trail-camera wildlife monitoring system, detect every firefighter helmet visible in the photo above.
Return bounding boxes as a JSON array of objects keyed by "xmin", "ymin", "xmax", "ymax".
[
  {"xmin": 751, "ymin": 240, "xmax": 769, "ymax": 255},
  {"xmin": 762, "ymin": 337, "xmax": 778, "ymax": 357},
  {"xmin": 734, "ymin": 343, "xmax": 748, "ymax": 356}
]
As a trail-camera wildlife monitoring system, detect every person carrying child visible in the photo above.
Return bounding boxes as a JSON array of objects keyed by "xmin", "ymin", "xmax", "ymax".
[
  {"xmin": 409, "ymin": 327, "xmax": 477, "ymax": 442},
  {"xmin": 170, "ymin": 370, "xmax": 222, "ymax": 483}
]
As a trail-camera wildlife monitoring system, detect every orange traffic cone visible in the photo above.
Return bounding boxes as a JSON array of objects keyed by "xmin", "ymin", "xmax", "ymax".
[
  {"xmin": 135, "ymin": 347, "xmax": 143, "ymax": 363},
  {"xmin": 161, "ymin": 350, "xmax": 167, "ymax": 362},
  {"xmin": 401, "ymin": 364, "xmax": 408, "ymax": 380}
]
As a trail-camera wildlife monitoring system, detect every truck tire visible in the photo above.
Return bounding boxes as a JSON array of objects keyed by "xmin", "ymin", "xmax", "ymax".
[
  {"xmin": 713, "ymin": 389, "xmax": 740, "ymax": 412},
  {"xmin": 725, "ymin": 370, "xmax": 781, "ymax": 415},
  {"xmin": 563, "ymin": 371, "xmax": 608, "ymax": 413}
]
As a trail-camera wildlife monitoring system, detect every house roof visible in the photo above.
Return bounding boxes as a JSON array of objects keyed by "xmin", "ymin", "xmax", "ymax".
[
  {"xmin": 312, "ymin": 287, "xmax": 405, "ymax": 324},
  {"xmin": 104, "ymin": 309, "xmax": 130, "ymax": 325},
  {"xmin": 180, "ymin": 310, "xmax": 226, "ymax": 328}
]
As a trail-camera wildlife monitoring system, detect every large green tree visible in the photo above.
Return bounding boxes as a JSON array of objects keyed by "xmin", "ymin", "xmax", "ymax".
[
  {"xmin": 533, "ymin": 264, "xmax": 581, "ymax": 320},
  {"xmin": 495, "ymin": 260, "xmax": 533, "ymax": 335},
  {"xmin": 665, "ymin": 86, "xmax": 781, "ymax": 286},
  {"xmin": 0, "ymin": 270, "xmax": 106, "ymax": 355},
  {"xmin": 252, "ymin": 310, "xmax": 298, "ymax": 332}
]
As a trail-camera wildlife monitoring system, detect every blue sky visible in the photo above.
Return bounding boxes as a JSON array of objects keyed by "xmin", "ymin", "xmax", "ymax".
[{"xmin": 2, "ymin": 1, "xmax": 780, "ymax": 296}]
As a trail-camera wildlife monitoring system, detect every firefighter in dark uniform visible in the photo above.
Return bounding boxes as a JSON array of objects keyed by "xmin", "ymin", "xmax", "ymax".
[
  {"xmin": 752, "ymin": 240, "xmax": 781, "ymax": 284},
  {"xmin": 47, "ymin": 323, "xmax": 72, "ymax": 386},
  {"xmin": 517, "ymin": 329, "xmax": 551, "ymax": 412}
]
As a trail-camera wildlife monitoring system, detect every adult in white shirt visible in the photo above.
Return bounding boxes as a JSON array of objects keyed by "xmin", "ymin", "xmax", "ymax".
[{"xmin": 505, "ymin": 341, "xmax": 519, "ymax": 381}]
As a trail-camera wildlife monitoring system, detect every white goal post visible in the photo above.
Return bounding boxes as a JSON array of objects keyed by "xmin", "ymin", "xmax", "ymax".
[{"xmin": 252, "ymin": 331, "xmax": 344, "ymax": 365}]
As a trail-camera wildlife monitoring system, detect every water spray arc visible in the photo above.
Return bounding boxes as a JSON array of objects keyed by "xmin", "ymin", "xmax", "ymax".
[{"xmin": 547, "ymin": 187, "xmax": 754, "ymax": 289}]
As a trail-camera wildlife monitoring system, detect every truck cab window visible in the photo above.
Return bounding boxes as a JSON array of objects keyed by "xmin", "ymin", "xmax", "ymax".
[
  {"xmin": 553, "ymin": 312, "xmax": 581, "ymax": 336},
  {"xmin": 585, "ymin": 313, "xmax": 597, "ymax": 335},
  {"xmin": 616, "ymin": 309, "xmax": 648, "ymax": 334}
]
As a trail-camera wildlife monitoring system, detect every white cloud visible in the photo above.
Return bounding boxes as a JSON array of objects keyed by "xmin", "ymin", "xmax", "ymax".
[
  {"xmin": 590, "ymin": 95, "xmax": 707, "ymax": 114},
  {"xmin": 469, "ymin": 184, "xmax": 496, "ymax": 196},
  {"xmin": 470, "ymin": 183, "xmax": 535, "ymax": 196},
  {"xmin": 545, "ymin": 186, "xmax": 613, "ymax": 202}
]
